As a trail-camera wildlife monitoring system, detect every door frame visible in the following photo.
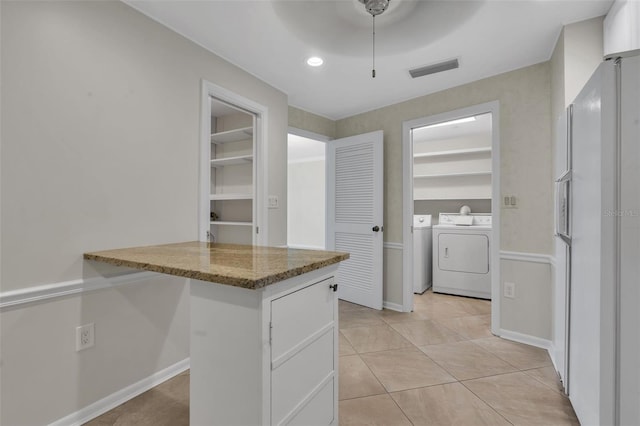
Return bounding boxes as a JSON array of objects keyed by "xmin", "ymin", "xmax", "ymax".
[
  {"xmin": 199, "ymin": 80, "xmax": 268, "ymax": 245},
  {"xmin": 401, "ymin": 101, "xmax": 501, "ymax": 334}
]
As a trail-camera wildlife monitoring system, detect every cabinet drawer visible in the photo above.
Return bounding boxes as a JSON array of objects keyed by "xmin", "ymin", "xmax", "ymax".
[
  {"xmin": 271, "ymin": 278, "xmax": 335, "ymax": 362},
  {"xmin": 271, "ymin": 329, "xmax": 334, "ymax": 425},
  {"xmin": 285, "ymin": 376, "xmax": 334, "ymax": 426}
]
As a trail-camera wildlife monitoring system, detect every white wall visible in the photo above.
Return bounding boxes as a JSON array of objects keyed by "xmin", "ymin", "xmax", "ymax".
[
  {"xmin": 604, "ymin": 0, "xmax": 640, "ymax": 55},
  {"xmin": 1, "ymin": 1, "xmax": 288, "ymax": 424},
  {"xmin": 564, "ymin": 17, "xmax": 605, "ymax": 107}
]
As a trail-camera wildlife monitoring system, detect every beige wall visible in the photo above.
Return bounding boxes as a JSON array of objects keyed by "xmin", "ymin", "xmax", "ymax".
[
  {"xmin": 288, "ymin": 106, "xmax": 337, "ymax": 139},
  {"xmin": 335, "ymin": 62, "xmax": 553, "ymax": 253},
  {"xmin": 289, "ymin": 62, "xmax": 554, "ymax": 338},
  {"xmin": 1, "ymin": 1, "xmax": 288, "ymax": 424},
  {"xmin": 335, "ymin": 63, "xmax": 553, "ymax": 338},
  {"xmin": 2, "ymin": 1, "xmax": 288, "ymax": 292}
]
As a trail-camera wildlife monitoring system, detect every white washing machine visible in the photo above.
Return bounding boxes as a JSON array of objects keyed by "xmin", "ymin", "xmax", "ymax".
[
  {"xmin": 413, "ymin": 215, "xmax": 432, "ymax": 294},
  {"xmin": 432, "ymin": 213, "xmax": 492, "ymax": 299}
]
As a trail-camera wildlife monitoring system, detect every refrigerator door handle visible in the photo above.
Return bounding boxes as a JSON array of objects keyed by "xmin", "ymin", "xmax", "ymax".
[{"xmin": 555, "ymin": 170, "xmax": 572, "ymax": 245}]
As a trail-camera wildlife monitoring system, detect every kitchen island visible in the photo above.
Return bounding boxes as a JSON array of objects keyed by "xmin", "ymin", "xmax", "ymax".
[{"xmin": 85, "ymin": 242, "xmax": 349, "ymax": 426}]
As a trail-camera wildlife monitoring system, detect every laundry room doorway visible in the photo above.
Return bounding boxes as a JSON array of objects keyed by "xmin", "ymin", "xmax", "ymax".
[{"xmin": 402, "ymin": 102, "xmax": 501, "ymax": 335}]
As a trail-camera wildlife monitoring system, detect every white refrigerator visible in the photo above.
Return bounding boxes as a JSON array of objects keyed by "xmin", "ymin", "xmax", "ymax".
[{"xmin": 555, "ymin": 50, "xmax": 639, "ymax": 426}]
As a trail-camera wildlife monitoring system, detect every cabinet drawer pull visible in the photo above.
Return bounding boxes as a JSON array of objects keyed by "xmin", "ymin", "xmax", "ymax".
[{"xmin": 329, "ymin": 283, "xmax": 338, "ymax": 292}]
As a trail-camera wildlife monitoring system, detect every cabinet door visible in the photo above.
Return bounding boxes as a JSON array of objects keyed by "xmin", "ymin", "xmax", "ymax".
[{"xmin": 271, "ymin": 279, "xmax": 336, "ymax": 425}]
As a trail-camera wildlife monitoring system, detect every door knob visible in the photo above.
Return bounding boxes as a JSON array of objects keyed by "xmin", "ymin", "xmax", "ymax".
[
  {"xmin": 329, "ymin": 283, "xmax": 338, "ymax": 292},
  {"xmin": 372, "ymin": 226, "xmax": 380, "ymax": 232}
]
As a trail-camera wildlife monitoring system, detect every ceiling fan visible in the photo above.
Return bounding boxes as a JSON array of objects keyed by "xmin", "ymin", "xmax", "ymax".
[{"xmin": 359, "ymin": 0, "xmax": 390, "ymax": 78}]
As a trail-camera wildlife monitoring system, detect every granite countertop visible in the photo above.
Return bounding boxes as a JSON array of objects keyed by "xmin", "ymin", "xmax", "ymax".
[{"xmin": 84, "ymin": 241, "xmax": 349, "ymax": 289}]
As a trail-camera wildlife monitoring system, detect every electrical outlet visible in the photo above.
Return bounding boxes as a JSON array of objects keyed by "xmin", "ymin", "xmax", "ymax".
[
  {"xmin": 268, "ymin": 195, "xmax": 279, "ymax": 209},
  {"xmin": 504, "ymin": 282, "xmax": 516, "ymax": 299},
  {"xmin": 76, "ymin": 323, "xmax": 95, "ymax": 351}
]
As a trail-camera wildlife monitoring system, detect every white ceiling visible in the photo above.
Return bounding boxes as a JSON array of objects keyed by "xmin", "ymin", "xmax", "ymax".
[{"xmin": 125, "ymin": 0, "xmax": 612, "ymax": 120}]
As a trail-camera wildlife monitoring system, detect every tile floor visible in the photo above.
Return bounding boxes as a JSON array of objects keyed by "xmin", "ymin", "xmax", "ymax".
[{"xmin": 86, "ymin": 290, "xmax": 579, "ymax": 425}]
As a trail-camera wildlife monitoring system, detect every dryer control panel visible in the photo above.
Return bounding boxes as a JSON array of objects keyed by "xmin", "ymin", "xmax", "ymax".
[{"xmin": 438, "ymin": 213, "xmax": 492, "ymax": 227}]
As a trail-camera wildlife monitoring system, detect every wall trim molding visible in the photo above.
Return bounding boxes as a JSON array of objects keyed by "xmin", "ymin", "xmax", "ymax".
[
  {"xmin": 383, "ymin": 242, "xmax": 403, "ymax": 250},
  {"xmin": 49, "ymin": 358, "xmax": 190, "ymax": 426},
  {"xmin": 500, "ymin": 250, "xmax": 554, "ymax": 264},
  {"xmin": 383, "ymin": 300, "xmax": 403, "ymax": 312},
  {"xmin": 499, "ymin": 329, "xmax": 553, "ymax": 351},
  {"xmin": 0, "ymin": 271, "xmax": 160, "ymax": 311}
]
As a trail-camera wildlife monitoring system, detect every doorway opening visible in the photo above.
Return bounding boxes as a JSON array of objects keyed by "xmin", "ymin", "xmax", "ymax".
[
  {"xmin": 402, "ymin": 102, "xmax": 501, "ymax": 334},
  {"xmin": 287, "ymin": 129, "xmax": 328, "ymax": 250}
]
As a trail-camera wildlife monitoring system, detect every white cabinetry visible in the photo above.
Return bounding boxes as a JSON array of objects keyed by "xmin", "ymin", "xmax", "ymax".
[
  {"xmin": 208, "ymin": 100, "xmax": 257, "ymax": 244},
  {"xmin": 190, "ymin": 266, "xmax": 339, "ymax": 426}
]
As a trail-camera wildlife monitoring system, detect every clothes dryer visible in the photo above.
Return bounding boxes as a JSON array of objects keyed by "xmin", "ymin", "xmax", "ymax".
[{"xmin": 432, "ymin": 213, "xmax": 492, "ymax": 299}]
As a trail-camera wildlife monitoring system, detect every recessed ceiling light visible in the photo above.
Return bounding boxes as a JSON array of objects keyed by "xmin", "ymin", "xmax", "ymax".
[{"xmin": 306, "ymin": 57, "xmax": 324, "ymax": 67}]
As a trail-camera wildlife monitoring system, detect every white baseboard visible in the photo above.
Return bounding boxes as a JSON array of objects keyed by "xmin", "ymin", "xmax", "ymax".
[
  {"xmin": 49, "ymin": 358, "xmax": 190, "ymax": 426},
  {"xmin": 1, "ymin": 271, "xmax": 160, "ymax": 311},
  {"xmin": 499, "ymin": 329, "xmax": 553, "ymax": 351},
  {"xmin": 383, "ymin": 301, "xmax": 404, "ymax": 312}
]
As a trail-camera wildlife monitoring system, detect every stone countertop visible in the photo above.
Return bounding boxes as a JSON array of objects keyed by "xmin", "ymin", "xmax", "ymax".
[{"xmin": 84, "ymin": 242, "xmax": 349, "ymax": 289}]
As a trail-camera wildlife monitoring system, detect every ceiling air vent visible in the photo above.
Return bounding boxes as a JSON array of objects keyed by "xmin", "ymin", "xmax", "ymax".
[{"xmin": 409, "ymin": 59, "xmax": 459, "ymax": 79}]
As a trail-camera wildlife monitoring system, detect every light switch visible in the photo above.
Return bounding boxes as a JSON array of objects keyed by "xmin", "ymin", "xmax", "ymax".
[
  {"xmin": 268, "ymin": 195, "xmax": 279, "ymax": 209},
  {"xmin": 503, "ymin": 194, "xmax": 518, "ymax": 209}
]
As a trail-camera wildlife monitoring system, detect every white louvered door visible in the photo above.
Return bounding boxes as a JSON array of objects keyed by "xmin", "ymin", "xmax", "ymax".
[{"xmin": 327, "ymin": 131, "xmax": 383, "ymax": 309}]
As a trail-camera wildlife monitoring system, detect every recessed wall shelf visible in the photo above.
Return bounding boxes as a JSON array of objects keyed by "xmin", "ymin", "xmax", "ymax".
[
  {"xmin": 210, "ymin": 221, "xmax": 252, "ymax": 227},
  {"xmin": 210, "ymin": 126, "xmax": 253, "ymax": 144},
  {"xmin": 210, "ymin": 155, "xmax": 253, "ymax": 168},
  {"xmin": 413, "ymin": 147, "xmax": 491, "ymax": 159}
]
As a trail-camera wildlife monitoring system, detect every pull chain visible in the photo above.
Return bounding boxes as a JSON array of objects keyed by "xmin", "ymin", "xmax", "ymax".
[{"xmin": 372, "ymin": 15, "xmax": 376, "ymax": 78}]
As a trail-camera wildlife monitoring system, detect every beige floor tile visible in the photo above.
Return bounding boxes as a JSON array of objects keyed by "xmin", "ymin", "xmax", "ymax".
[
  {"xmin": 378, "ymin": 307, "xmax": 430, "ymax": 324},
  {"xmin": 456, "ymin": 296, "xmax": 492, "ymax": 315},
  {"xmin": 339, "ymin": 331, "xmax": 356, "ymax": 356},
  {"xmin": 419, "ymin": 341, "xmax": 517, "ymax": 380},
  {"xmin": 523, "ymin": 366, "xmax": 566, "ymax": 394},
  {"xmin": 435, "ymin": 314, "xmax": 493, "ymax": 339},
  {"xmin": 85, "ymin": 373, "xmax": 189, "ymax": 426},
  {"xmin": 339, "ymin": 299, "xmax": 368, "ymax": 312},
  {"xmin": 360, "ymin": 348, "xmax": 456, "ymax": 392},
  {"xmin": 339, "ymin": 394, "xmax": 412, "ymax": 426},
  {"xmin": 340, "ymin": 324, "xmax": 413, "ymax": 353},
  {"xmin": 414, "ymin": 299, "xmax": 473, "ymax": 319},
  {"xmin": 473, "ymin": 336, "xmax": 553, "ymax": 370},
  {"xmin": 463, "ymin": 372, "xmax": 579, "ymax": 425},
  {"xmin": 339, "ymin": 355, "xmax": 386, "ymax": 400},
  {"xmin": 339, "ymin": 308, "xmax": 386, "ymax": 329},
  {"xmin": 389, "ymin": 319, "xmax": 464, "ymax": 346},
  {"xmin": 391, "ymin": 382, "xmax": 511, "ymax": 425}
]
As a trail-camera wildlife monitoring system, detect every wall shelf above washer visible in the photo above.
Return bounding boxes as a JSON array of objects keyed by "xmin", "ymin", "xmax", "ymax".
[
  {"xmin": 414, "ymin": 147, "xmax": 491, "ymax": 159},
  {"xmin": 414, "ymin": 171, "xmax": 492, "ymax": 179},
  {"xmin": 209, "ymin": 194, "xmax": 254, "ymax": 201}
]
